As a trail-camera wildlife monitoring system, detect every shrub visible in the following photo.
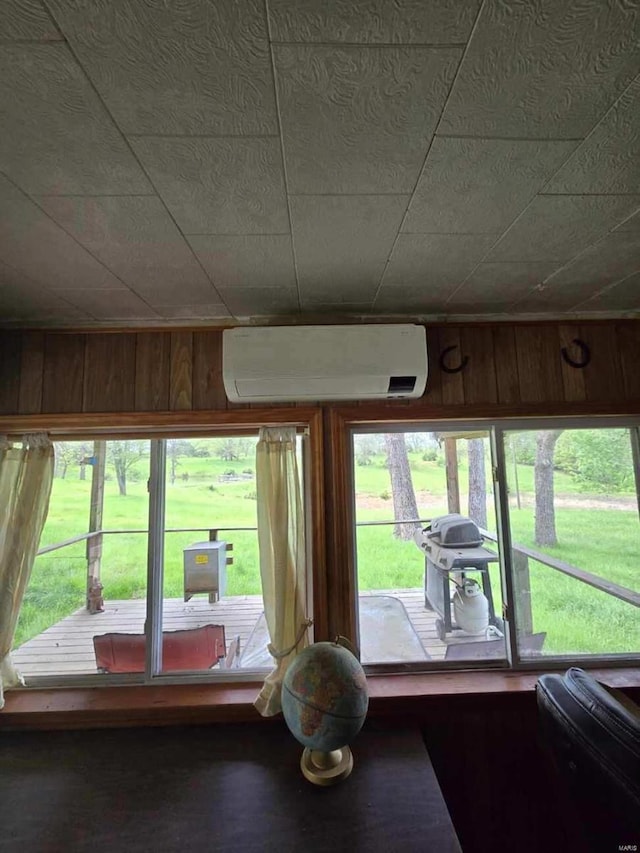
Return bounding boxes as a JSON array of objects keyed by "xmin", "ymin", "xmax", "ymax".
[{"xmin": 380, "ymin": 490, "xmax": 391, "ymax": 500}]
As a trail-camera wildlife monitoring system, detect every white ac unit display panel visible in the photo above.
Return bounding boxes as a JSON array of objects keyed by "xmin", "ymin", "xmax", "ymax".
[{"xmin": 222, "ymin": 324, "xmax": 427, "ymax": 403}]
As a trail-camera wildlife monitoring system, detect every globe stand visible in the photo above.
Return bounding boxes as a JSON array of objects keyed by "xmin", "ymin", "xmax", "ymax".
[{"xmin": 300, "ymin": 746, "xmax": 354, "ymax": 786}]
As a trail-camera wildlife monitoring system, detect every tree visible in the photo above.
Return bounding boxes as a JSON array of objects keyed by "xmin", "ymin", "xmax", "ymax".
[
  {"xmin": 167, "ymin": 439, "xmax": 191, "ymax": 485},
  {"xmin": 467, "ymin": 439, "xmax": 487, "ymax": 529},
  {"xmin": 213, "ymin": 437, "xmax": 253, "ymax": 462},
  {"xmin": 353, "ymin": 433, "xmax": 383, "ymax": 466},
  {"xmin": 54, "ymin": 441, "xmax": 91, "ymax": 479},
  {"xmin": 384, "ymin": 433, "xmax": 420, "ymax": 540},
  {"xmin": 108, "ymin": 441, "xmax": 146, "ymax": 496},
  {"xmin": 534, "ymin": 430, "xmax": 563, "ymax": 547}
]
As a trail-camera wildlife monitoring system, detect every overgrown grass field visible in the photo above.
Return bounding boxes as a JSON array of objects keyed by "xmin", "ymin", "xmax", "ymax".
[{"xmin": 15, "ymin": 451, "xmax": 640, "ymax": 657}]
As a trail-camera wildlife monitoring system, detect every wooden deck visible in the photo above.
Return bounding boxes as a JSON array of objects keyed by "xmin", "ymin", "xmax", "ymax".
[{"xmin": 12, "ymin": 589, "xmax": 448, "ymax": 678}]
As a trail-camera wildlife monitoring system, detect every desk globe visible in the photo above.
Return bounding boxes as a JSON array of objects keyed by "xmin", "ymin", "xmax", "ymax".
[{"xmin": 281, "ymin": 640, "xmax": 369, "ymax": 785}]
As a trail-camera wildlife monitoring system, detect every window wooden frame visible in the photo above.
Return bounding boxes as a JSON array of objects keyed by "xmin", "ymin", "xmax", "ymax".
[{"xmin": 2, "ymin": 407, "xmax": 327, "ymax": 689}]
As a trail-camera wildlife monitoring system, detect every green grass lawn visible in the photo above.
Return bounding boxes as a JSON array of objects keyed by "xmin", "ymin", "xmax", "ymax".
[{"xmin": 14, "ymin": 452, "xmax": 640, "ymax": 659}]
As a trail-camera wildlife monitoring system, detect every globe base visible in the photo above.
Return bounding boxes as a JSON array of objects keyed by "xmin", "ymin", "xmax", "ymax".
[{"xmin": 300, "ymin": 746, "xmax": 354, "ymax": 786}]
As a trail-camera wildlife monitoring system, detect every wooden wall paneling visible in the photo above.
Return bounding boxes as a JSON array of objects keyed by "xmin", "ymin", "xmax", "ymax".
[
  {"xmin": 42, "ymin": 334, "xmax": 86, "ymax": 414},
  {"xmin": 0, "ymin": 331, "xmax": 22, "ymax": 414},
  {"xmin": 579, "ymin": 323, "xmax": 625, "ymax": 403},
  {"xmin": 515, "ymin": 325, "xmax": 564, "ymax": 403},
  {"xmin": 558, "ymin": 324, "xmax": 586, "ymax": 402},
  {"xmin": 18, "ymin": 332, "xmax": 44, "ymax": 414},
  {"xmin": 83, "ymin": 334, "xmax": 136, "ymax": 413},
  {"xmin": 323, "ymin": 409, "xmax": 358, "ymax": 646},
  {"xmin": 134, "ymin": 333, "xmax": 171, "ymax": 411},
  {"xmin": 169, "ymin": 332, "xmax": 193, "ymax": 411},
  {"xmin": 424, "ymin": 325, "xmax": 442, "ymax": 404},
  {"xmin": 192, "ymin": 331, "xmax": 227, "ymax": 411},
  {"xmin": 460, "ymin": 326, "xmax": 497, "ymax": 404},
  {"xmin": 492, "ymin": 325, "xmax": 520, "ymax": 404},
  {"xmin": 437, "ymin": 326, "xmax": 465, "ymax": 405},
  {"xmin": 617, "ymin": 322, "xmax": 640, "ymax": 401}
]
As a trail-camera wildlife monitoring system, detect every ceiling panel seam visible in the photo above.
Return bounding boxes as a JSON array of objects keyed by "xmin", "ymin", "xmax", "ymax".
[
  {"xmin": 264, "ymin": 0, "xmax": 302, "ymax": 315},
  {"xmin": 267, "ymin": 41, "xmax": 469, "ymax": 49},
  {"xmin": 371, "ymin": 0, "xmax": 487, "ymax": 309}
]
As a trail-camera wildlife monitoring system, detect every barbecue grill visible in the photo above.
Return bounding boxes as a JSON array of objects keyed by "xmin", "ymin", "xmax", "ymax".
[{"xmin": 414, "ymin": 514, "xmax": 503, "ymax": 642}]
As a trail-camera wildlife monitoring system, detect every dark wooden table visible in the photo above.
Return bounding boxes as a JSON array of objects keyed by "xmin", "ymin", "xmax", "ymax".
[{"xmin": 0, "ymin": 722, "xmax": 461, "ymax": 852}]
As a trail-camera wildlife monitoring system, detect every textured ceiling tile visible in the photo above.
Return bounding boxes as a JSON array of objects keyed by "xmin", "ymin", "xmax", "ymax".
[
  {"xmin": 0, "ymin": 44, "xmax": 151, "ymax": 195},
  {"xmin": 300, "ymin": 281, "xmax": 378, "ymax": 304},
  {"xmin": 513, "ymin": 231, "xmax": 640, "ymax": 310},
  {"xmin": 217, "ymin": 287, "xmax": 300, "ymax": 316},
  {"xmin": 275, "ymin": 45, "xmax": 460, "ymax": 193},
  {"xmin": 487, "ymin": 195, "xmax": 640, "ymax": 263},
  {"xmin": 440, "ymin": 0, "xmax": 640, "ymax": 138},
  {"xmin": 188, "ymin": 235, "xmax": 296, "ymax": 289},
  {"xmin": 0, "ymin": 175, "xmax": 127, "ymax": 291},
  {"xmin": 38, "ymin": 196, "xmax": 220, "ymax": 306},
  {"xmin": 380, "ymin": 233, "xmax": 497, "ymax": 309},
  {"xmin": 268, "ymin": 0, "xmax": 480, "ymax": 44},
  {"xmin": 373, "ymin": 285, "xmax": 445, "ymax": 313},
  {"xmin": 298, "ymin": 302, "xmax": 372, "ymax": 314},
  {"xmin": 0, "ymin": 0, "xmax": 61, "ymax": 41},
  {"xmin": 545, "ymin": 77, "xmax": 640, "ymax": 193},
  {"xmin": 55, "ymin": 289, "xmax": 160, "ymax": 320},
  {"xmin": 290, "ymin": 195, "xmax": 408, "ymax": 298},
  {"xmin": 156, "ymin": 304, "xmax": 231, "ymax": 319},
  {"xmin": 404, "ymin": 138, "xmax": 577, "ymax": 233},
  {"xmin": 47, "ymin": 0, "xmax": 277, "ymax": 135},
  {"xmin": 447, "ymin": 262, "xmax": 560, "ymax": 310},
  {"xmin": 131, "ymin": 137, "xmax": 289, "ymax": 234},
  {"xmin": 0, "ymin": 261, "xmax": 89, "ymax": 321},
  {"xmin": 577, "ymin": 271, "xmax": 640, "ymax": 312}
]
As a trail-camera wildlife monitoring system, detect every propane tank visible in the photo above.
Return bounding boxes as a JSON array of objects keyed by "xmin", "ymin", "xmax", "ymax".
[{"xmin": 453, "ymin": 579, "xmax": 489, "ymax": 635}]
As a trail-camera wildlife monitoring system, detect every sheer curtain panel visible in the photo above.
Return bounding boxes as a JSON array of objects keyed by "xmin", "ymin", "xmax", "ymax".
[
  {"xmin": 254, "ymin": 427, "xmax": 310, "ymax": 716},
  {"xmin": 0, "ymin": 435, "xmax": 54, "ymax": 708}
]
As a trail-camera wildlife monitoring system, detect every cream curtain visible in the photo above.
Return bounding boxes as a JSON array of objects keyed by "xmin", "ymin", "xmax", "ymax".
[
  {"xmin": 254, "ymin": 427, "xmax": 310, "ymax": 716},
  {"xmin": 0, "ymin": 434, "xmax": 54, "ymax": 709}
]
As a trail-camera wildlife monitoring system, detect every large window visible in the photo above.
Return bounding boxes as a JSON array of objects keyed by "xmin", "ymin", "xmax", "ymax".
[
  {"xmin": 351, "ymin": 420, "xmax": 640, "ymax": 669},
  {"xmin": 12, "ymin": 428, "xmax": 310, "ymax": 684}
]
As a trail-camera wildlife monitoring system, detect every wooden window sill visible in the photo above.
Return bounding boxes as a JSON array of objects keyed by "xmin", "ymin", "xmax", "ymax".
[{"xmin": 2, "ymin": 667, "xmax": 639, "ymax": 729}]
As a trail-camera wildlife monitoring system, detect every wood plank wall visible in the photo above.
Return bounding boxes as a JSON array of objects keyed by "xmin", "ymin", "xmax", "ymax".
[{"xmin": 1, "ymin": 321, "xmax": 640, "ymax": 417}]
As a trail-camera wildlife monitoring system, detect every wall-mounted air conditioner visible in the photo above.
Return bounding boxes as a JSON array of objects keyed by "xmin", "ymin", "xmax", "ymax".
[{"xmin": 222, "ymin": 324, "xmax": 427, "ymax": 403}]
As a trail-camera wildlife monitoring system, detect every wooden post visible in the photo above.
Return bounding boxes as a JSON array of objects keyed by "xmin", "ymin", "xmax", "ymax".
[
  {"xmin": 444, "ymin": 438, "xmax": 460, "ymax": 514},
  {"xmin": 86, "ymin": 440, "xmax": 106, "ymax": 609},
  {"xmin": 513, "ymin": 549, "xmax": 533, "ymax": 636}
]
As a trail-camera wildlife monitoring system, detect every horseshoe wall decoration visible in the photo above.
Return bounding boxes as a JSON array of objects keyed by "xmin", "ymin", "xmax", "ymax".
[
  {"xmin": 439, "ymin": 345, "xmax": 469, "ymax": 374},
  {"xmin": 561, "ymin": 338, "xmax": 591, "ymax": 369}
]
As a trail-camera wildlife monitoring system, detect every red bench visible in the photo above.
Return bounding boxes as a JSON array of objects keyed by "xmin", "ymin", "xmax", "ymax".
[{"xmin": 93, "ymin": 625, "xmax": 227, "ymax": 673}]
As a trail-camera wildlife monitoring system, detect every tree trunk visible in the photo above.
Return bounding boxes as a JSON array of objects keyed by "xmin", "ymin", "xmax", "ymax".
[
  {"xmin": 384, "ymin": 433, "xmax": 420, "ymax": 540},
  {"xmin": 114, "ymin": 461, "xmax": 127, "ymax": 496},
  {"xmin": 467, "ymin": 439, "xmax": 487, "ymax": 529},
  {"xmin": 534, "ymin": 430, "xmax": 563, "ymax": 547},
  {"xmin": 79, "ymin": 464, "xmax": 86, "ymax": 481}
]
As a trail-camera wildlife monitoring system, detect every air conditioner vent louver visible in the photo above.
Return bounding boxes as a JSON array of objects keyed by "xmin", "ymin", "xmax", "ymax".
[{"xmin": 222, "ymin": 324, "xmax": 427, "ymax": 403}]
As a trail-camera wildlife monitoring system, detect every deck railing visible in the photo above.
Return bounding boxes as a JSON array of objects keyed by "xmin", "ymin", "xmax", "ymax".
[{"xmin": 36, "ymin": 519, "xmax": 639, "ymax": 624}]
